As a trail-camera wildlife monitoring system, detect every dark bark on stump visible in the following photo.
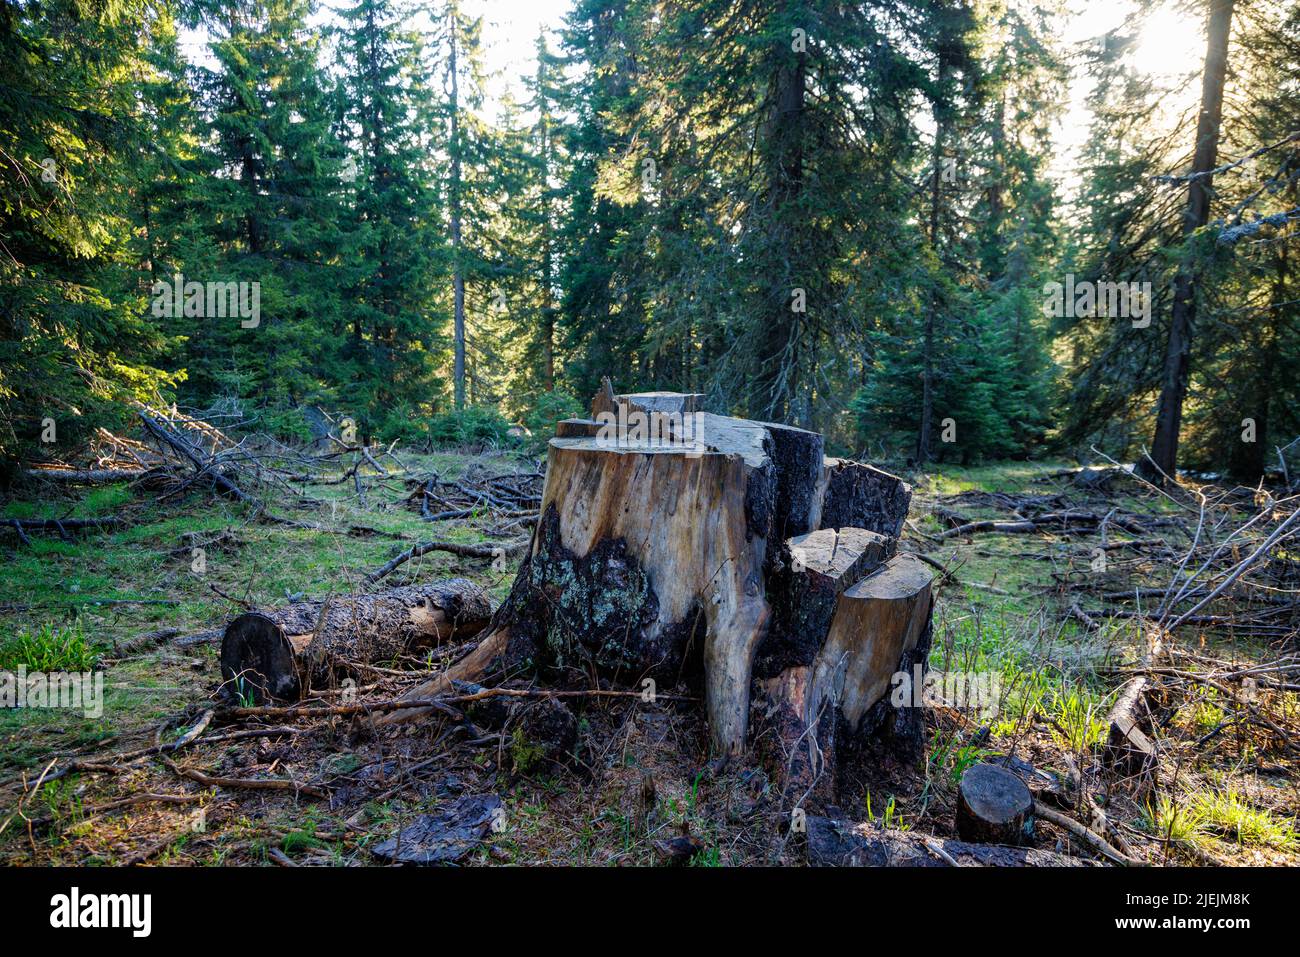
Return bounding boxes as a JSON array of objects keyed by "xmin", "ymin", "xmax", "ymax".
[{"xmin": 818, "ymin": 458, "xmax": 913, "ymax": 539}]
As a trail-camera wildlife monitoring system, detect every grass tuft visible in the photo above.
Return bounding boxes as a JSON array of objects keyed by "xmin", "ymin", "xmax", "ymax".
[{"xmin": 0, "ymin": 621, "xmax": 99, "ymax": 671}]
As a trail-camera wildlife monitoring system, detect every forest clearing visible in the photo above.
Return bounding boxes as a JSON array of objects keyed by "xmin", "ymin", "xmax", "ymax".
[
  {"xmin": 1, "ymin": 0, "xmax": 1298, "ymax": 925},
  {"xmin": 1, "ymin": 392, "xmax": 1295, "ymax": 869}
]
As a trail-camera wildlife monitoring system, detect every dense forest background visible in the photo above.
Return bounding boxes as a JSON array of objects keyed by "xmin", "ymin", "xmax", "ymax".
[{"xmin": 2, "ymin": 0, "xmax": 1297, "ymax": 478}]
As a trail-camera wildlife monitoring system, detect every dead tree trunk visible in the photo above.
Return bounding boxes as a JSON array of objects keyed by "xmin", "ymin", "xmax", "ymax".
[
  {"xmin": 378, "ymin": 387, "xmax": 931, "ymax": 798},
  {"xmin": 220, "ymin": 579, "xmax": 490, "ymax": 703},
  {"xmin": 1143, "ymin": 0, "xmax": 1235, "ymax": 481},
  {"xmin": 806, "ymin": 816, "xmax": 1093, "ymax": 867}
]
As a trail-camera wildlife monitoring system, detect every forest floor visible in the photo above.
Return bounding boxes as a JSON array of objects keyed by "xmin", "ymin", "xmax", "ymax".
[{"xmin": 1, "ymin": 448, "xmax": 1296, "ymax": 866}]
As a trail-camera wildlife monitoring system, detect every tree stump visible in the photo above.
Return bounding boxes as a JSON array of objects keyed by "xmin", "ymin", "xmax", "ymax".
[
  {"xmin": 219, "ymin": 579, "xmax": 490, "ymax": 702},
  {"xmin": 955, "ymin": 763, "xmax": 1033, "ymax": 845},
  {"xmin": 818, "ymin": 457, "xmax": 913, "ymax": 538},
  {"xmin": 379, "ymin": 385, "xmax": 933, "ymax": 799},
  {"xmin": 755, "ymin": 553, "xmax": 933, "ymax": 798}
]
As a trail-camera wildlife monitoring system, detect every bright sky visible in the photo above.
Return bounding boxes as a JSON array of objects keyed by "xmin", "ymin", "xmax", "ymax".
[
  {"xmin": 180, "ymin": 0, "xmax": 1211, "ymax": 197},
  {"xmin": 472, "ymin": 0, "xmax": 573, "ymax": 109},
  {"xmin": 179, "ymin": 0, "xmax": 574, "ymax": 111},
  {"xmin": 1053, "ymin": 0, "xmax": 1207, "ymax": 196}
]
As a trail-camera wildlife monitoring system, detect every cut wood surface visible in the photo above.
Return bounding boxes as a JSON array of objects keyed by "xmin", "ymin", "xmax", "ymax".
[
  {"xmin": 956, "ymin": 763, "xmax": 1033, "ymax": 845},
  {"xmin": 220, "ymin": 579, "xmax": 491, "ymax": 702},
  {"xmin": 816, "ymin": 554, "xmax": 934, "ymax": 730},
  {"xmin": 619, "ymin": 391, "xmax": 705, "ymax": 416}
]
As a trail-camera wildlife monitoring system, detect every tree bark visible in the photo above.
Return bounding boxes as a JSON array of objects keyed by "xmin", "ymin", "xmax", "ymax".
[
  {"xmin": 448, "ymin": 8, "xmax": 467, "ymax": 410},
  {"xmin": 806, "ymin": 815, "xmax": 1094, "ymax": 867},
  {"xmin": 752, "ymin": 8, "xmax": 807, "ymax": 422},
  {"xmin": 219, "ymin": 579, "xmax": 491, "ymax": 703},
  {"xmin": 1144, "ymin": 0, "xmax": 1235, "ymax": 481}
]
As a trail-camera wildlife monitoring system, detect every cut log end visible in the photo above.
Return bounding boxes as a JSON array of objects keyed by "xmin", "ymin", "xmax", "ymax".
[
  {"xmin": 220, "ymin": 612, "xmax": 301, "ymax": 703},
  {"xmin": 219, "ymin": 579, "xmax": 491, "ymax": 703},
  {"xmin": 956, "ymin": 763, "xmax": 1033, "ymax": 845}
]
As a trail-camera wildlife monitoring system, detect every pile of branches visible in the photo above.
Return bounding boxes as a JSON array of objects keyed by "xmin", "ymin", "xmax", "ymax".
[
  {"xmin": 1062, "ymin": 474, "xmax": 1300, "ymax": 643},
  {"xmin": 9, "ymin": 403, "xmax": 405, "ymax": 543},
  {"xmin": 403, "ymin": 465, "xmax": 542, "ymax": 532},
  {"xmin": 916, "ymin": 455, "xmax": 1300, "ymax": 644}
]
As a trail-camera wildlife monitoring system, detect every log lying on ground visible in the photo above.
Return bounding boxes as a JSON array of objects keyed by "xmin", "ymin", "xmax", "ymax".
[
  {"xmin": 956, "ymin": 763, "xmax": 1033, "ymax": 845},
  {"xmin": 376, "ymin": 386, "xmax": 926, "ymax": 788},
  {"xmin": 4, "ymin": 516, "xmax": 125, "ymax": 536},
  {"xmin": 23, "ymin": 467, "xmax": 152, "ymax": 485},
  {"xmin": 936, "ymin": 509, "xmax": 1149, "ymax": 541},
  {"xmin": 219, "ymin": 579, "xmax": 491, "ymax": 702},
  {"xmin": 805, "ymin": 815, "xmax": 1095, "ymax": 867}
]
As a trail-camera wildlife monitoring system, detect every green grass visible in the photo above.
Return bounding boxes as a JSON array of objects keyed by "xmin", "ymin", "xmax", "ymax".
[
  {"xmin": 1144, "ymin": 788, "xmax": 1298, "ymax": 854},
  {"xmin": 0, "ymin": 621, "xmax": 100, "ymax": 671},
  {"xmin": 919, "ymin": 459, "xmax": 1075, "ymax": 496},
  {"xmin": 1192, "ymin": 787, "xmax": 1298, "ymax": 850},
  {"xmin": 864, "ymin": 791, "xmax": 910, "ymax": 830},
  {"xmin": 1142, "ymin": 794, "xmax": 1210, "ymax": 848}
]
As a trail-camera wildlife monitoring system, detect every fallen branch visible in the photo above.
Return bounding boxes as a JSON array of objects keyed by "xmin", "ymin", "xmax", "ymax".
[
  {"xmin": 22, "ymin": 468, "xmax": 151, "ymax": 485},
  {"xmin": 218, "ymin": 686, "xmax": 694, "ymax": 721},
  {"xmin": 163, "ymin": 759, "xmax": 326, "ymax": 800},
  {"xmin": 1032, "ymin": 800, "xmax": 1146, "ymax": 866},
  {"xmin": 365, "ymin": 538, "xmax": 529, "ymax": 585}
]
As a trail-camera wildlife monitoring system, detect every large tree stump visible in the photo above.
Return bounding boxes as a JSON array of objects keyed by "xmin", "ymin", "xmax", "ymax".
[
  {"xmin": 220, "ymin": 579, "xmax": 490, "ymax": 702},
  {"xmin": 379, "ymin": 386, "xmax": 931, "ymax": 794}
]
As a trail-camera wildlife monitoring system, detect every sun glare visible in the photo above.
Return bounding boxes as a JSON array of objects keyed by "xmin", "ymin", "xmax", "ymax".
[{"xmin": 1133, "ymin": 4, "xmax": 1208, "ymax": 79}]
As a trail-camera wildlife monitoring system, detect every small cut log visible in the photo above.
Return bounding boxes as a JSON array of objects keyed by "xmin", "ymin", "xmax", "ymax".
[
  {"xmin": 955, "ymin": 763, "xmax": 1033, "ymax": 845},
  {"xmin": 219, "ymin": 579, "xmax": 491, "ymax": 703}
]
